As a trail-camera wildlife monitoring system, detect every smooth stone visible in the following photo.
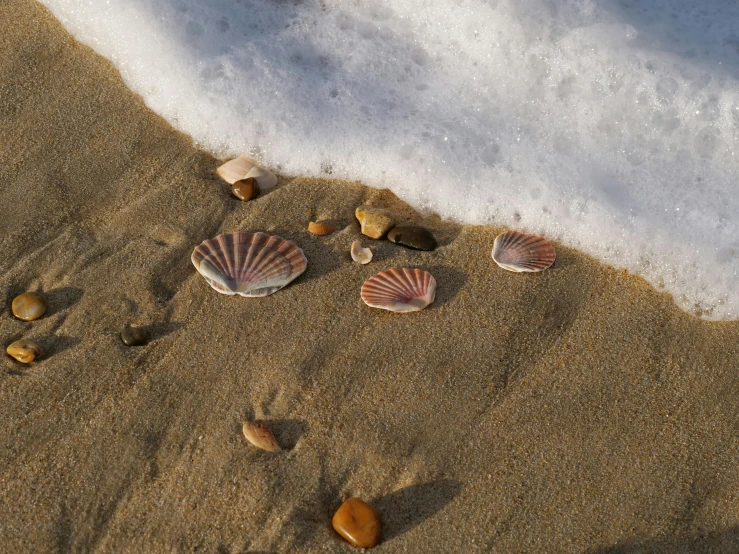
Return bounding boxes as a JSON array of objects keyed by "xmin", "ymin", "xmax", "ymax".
[
  {"xmin": 355, "ymin": 205, "xmax": 393, "ymax": 240},
  {"xmin": 387, "ymin": 225, "xmax": 438, "ymax": 251},
  {"xmin": 11, "ymin": 292, "xmax": 47, "ymax": 321},
  {"xmin": 332, "ymin": 497, "xmax": 381, "ymax": 548},
  {"xmin": 307, "ymin": 221, "xmax": 335, "ymax": 236},
  {"xmin": 120, "ymin": 324, "xmax": 147, "ymax": 346},
  {"xmin": 6, "ymin": 340, "xmax": 41, "ymax": 363},
  {"xmin": 232, "ymin": 177, "xmax": 260, "ymax": 201}
]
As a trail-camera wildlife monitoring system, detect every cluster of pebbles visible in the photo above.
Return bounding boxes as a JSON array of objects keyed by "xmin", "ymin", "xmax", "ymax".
[
  {"xmin": 4, "ymin": 155, "xmax": 558, "ymax": 549},
  {"xmin": 5, "ymin": 292, "xmax": 47, "ymax": 363},
  {"xmin": 194, "ymin": 156, "xmax": 560, "ymax": 548},
  {"xmin": 4, "ymin": 290, "xmax": 149, "ymax": 366}
]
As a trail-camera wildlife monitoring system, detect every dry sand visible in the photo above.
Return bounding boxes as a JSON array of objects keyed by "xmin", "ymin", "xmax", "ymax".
[{"xmin": 2, "ymin": 2, "xmax": 739, "ymax": 552}]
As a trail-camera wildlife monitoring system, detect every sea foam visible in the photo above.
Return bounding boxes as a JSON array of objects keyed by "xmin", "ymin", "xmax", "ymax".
[{"xmin": 40, "ymin": 0, "xmax": 739, "ymax": 319}]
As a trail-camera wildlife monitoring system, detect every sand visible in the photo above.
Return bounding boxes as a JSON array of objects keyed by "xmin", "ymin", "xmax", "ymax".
[{"xmin": 2, "ymin": 2, "xmax": 739, "ymax": 552}]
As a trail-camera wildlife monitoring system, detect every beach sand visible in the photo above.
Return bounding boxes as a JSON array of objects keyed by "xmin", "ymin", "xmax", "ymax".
[{"xmin": 2, "ymin": 2, "xmax": 739, "ymax": 552}]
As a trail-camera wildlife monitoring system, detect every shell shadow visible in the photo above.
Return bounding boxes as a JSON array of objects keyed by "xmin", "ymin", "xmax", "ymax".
[
  {"xmin": 371, "ymin": 479, "xmax": 462, "ymax": 542},
  {"xmin": 270, "ymin": 228, "xmax": 347, "ymax": 286},
  {"xmin": 268, "ymin": 419, "xmax": 308, "ymax": 450},
  {"xmin": 426, "ymin": 265, "xmax": 468, "ymax": 309},
  {"xmin": 548, "ymin": 246, "xmax": 576, "ymax": 271}
]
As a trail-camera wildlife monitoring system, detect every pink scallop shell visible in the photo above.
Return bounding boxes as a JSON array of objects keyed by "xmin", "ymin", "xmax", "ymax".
[
  {"xmin": 491, "ymin": 230, "xmax": 556, "ymax": 272},
  {"xmin": 191, "ymin": 232, "xmax": 307, "ymax": 297},
  {"xmin": 361, "ymin": 268, "xmax": 436, "ymax": 312}
]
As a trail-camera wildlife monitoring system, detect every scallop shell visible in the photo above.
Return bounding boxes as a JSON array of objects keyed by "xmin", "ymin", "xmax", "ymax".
[
  {"xmin": 307, "ymin": 221, "xmax": 335, "ymax": 236},
  {"xmin": 217, "ymin": 155, "xmax": 278, "ymax": 190},
  {"xmin": 491, "ymin": 230, "xmax": 556, "ymax": 272},
  {"xmin": 191, "ymin": 232, "xmax": 307, "ymax": 297},
  {"xmin": 350, "ymin": 240, "xmax": 373, "ymax": 264},
  {"xmin": 361, "ymin": 268, "xmax": 436, "ymax": 312},
  {"xmin": 242, "ymin": 421, "xmax": 281, "ymax": 452}
]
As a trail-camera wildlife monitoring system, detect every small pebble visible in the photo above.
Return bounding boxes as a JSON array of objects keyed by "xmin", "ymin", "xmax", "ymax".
[
  {"xmin": 6, "ymin": 340, "xmax": 41, "ymax": 363},
  {"xmin": 355, "ymin": 205, "xmax": 393, "ymax": 239},
  {"xmin": 120, "ymin": 324, "xmax": 147, "ymax": 346},
  {"xmin": 231, "ymin": 177, "xmax": 260, "ymax": 201},
  {"xmin": 332, "ymin": 498, "xmax": 382, "ymax": 548},
  {"xmin": 308, "ymin": 221, "xmax": 335, "ymax": 236},
  {"xmin": 242, "ymin": 421, "xmax": 281, "ymax": 452},
  {"xmin": 11, "ymin": 292, "xmax": 47, "ymax": 321},
  {"xmin": 387, "ymin": 225, "xmax": 438, "ymax": 251}
]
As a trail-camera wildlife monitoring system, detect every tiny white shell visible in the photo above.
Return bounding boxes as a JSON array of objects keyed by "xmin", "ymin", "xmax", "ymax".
[
  {"xmin": 491, "ymin": 230, "xmax": 556, "ymax": 272},
  {"xmin": 217, "ymin": 155, "xmax": 278, "ymax": 190},
  {"xmin": 350, "ymin": 240, "xmax": 373, "ymax": 264},
  {"xmin": 191, "ymin": 232, "xmax": 307, "ymax": 297},
  {"xmin": 361, "ymin": 268, "xmax": 436, "ymax": 312}
]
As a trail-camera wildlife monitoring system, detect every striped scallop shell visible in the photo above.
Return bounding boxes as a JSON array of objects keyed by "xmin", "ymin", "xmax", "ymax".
[
  {"xmin": 492, "ymin": 230, "xmax": 556, "ymax": 272},
  {"xmin": 361, "ymin": 268, "xmax": 436, "ymax": 312},
  {"xmin": 191, "ymin": 232, "xmax": 307, "ymax": 297},
  {"xmin": 217, "ymin": 155, "xmax": 278, "ymax": 190}
]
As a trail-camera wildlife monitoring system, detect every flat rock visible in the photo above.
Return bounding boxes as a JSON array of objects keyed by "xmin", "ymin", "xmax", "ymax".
[
  {"xmin": 6, "ymin": 340, "xmax": 41, "ymax": 363},
  {"xmin": 355, "ymin": 205, "xmax": 393, "ymax": 239},
  {"xmin": 387, "ymin": 225, "xmax": 437, "ymax": 251},
  {"xmin": 11, "ymin": 292, "xmax": 47, "ymax": 321},
  {"xmin": 332, "ymin": 497, "xmax": 381, "ymax": 548}
]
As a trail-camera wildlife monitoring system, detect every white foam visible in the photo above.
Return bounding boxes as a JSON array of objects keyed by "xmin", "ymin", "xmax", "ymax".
[{"xmin": 40, "ymin": 0, "xmax": 739, "ymax": 319}]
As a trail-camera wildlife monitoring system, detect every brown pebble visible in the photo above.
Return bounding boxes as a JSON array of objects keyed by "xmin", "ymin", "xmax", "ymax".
[
  {"xmin": 120, "ymin": 324, "xmax": 147, "ymax": 346},
  {"xmin": 332, "ymin": 497, "xmax": 382, "ymax": 548},
  {"xmin": 355, "ymin": 205, "xmax": 393, "ymax": 239},
  {"xmin": 307, "ymin": 221, "xmax": 335, "ymax": 236},
  {"xmin": 231, "ymin": 177, "xmax": 260, "ymax": 201},
  {"xmin": 242, "ymin": 421, "xmax": 280, "ymax": 452},
  {"xmin": 11, "ymin": 292, "xmax": 47, "ymax": 321},
  {"xmin": 6, "ymin": 340, "xmax": 41, "ymax": 363}
]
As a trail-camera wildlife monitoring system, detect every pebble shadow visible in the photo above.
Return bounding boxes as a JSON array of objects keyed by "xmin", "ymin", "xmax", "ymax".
[
  {"xmin": 45, "ymin": 287, "xmax": 84, "ymax": 316},
  {"xmin": 371, "ymin": 479, "xmax": 462, "ymax": 542},
  {"xmin": 36, "ymin": 335, "xmax": 80, "ymax": 358},
  {"xmin": 143, "ymin": 321, "xmax": 184, "ymax": 342}
]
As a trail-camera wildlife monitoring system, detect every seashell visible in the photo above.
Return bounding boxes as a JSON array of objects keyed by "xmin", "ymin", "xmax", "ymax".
[
  {"xmin": 350, "ymin": 240, "xmax": 373, "ymax": 265},
  {"xmin": 491, "ymin": 230, "xmax": 556, "ymax": 272},
  {"xmin": 307, "ymin": 221, "xmax": 335, "ymax": 236},
  {"xmin": 191, "ymin": 232, "xmax": 307, "ymax": 297},
  {"xmin": 242, "ymin": 421, "xmax": 281, "ymax": 452},
  {"xmin": 361, "ymin": 268, "xmax": 436, "ymax": 313},
  {"xmin": 217, "ymin": 155, "xmax": 278, "ymax": 190}
]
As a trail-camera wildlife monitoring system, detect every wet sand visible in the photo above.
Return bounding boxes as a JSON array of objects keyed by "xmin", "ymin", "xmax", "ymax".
[{"xmin": 2, "ymin": 2, "xmax": 739, "ymax": 552}]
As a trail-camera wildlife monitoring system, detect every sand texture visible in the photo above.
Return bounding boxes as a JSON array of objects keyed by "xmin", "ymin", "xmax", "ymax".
[{"xmin": 2, "ymin": 2, "xmax": 739, "ymax": 553}]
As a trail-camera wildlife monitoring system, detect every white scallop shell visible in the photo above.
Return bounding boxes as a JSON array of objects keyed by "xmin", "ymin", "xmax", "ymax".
[
  {"xmin": 350, "ymin": 240, "xmax": 373, "ymax": 265},
  {"xmin": 191, "ymin": 232, "xmax": 307, "ymax": 297},
  {"xmin": 491, "ymin": 230, "xmax": 556, "ymax": 272},
  {"xmin": 217, "ymin": 155, "xmax": 278, "ymax": 190},
  {"xmin": 361, "ymin": 268, "xmax": 436, "ymax": 312}
]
